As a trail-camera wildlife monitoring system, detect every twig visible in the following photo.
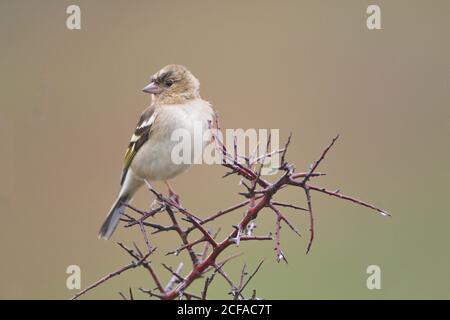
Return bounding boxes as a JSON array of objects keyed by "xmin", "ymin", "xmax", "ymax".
[
  {"xmin": 71, "ymin": 251, "xmax": 152, "ymax": 300},
  {"xmin": 304, "ymin": 187, "xmax": 314, "ymax": 254},
  {"xmin": 307, "ymin": 185, "xmax": 390, "ymax": 216},
  {"xmin": 236, "ymin": 260, "xmax": 264, "ymax": 297},
  {"xmin": 164, "ymin": 263, "xmax": 184, "ymax": 292},
  {"xmin": 301, "ymin": 135, "xmax": 339, "ymax": 185},
  {"xmin": 117, "ymin": 242, "xmax": 164, "ymax": 293}
]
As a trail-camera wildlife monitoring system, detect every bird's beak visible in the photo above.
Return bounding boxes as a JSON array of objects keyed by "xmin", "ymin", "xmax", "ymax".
[{"xmin": 142, "ymin": 81, "xmax": 163, "ymax": 94}]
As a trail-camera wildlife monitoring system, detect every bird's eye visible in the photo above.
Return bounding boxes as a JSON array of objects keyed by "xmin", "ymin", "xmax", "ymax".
[{"xmin": 164, "ymin": 79, "xmax": 174, "ymax": 87}]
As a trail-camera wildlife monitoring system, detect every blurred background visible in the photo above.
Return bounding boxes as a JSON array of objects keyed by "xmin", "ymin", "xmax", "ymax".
[{"xmin": 0, "ymin": 0, "xmax": 449, "ymax": 299}]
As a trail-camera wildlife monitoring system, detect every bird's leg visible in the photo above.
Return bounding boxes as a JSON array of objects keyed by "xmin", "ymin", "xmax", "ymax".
[
  {"xmin": 145, "ymin": 180, "xmax": 164, "ymax": 211},
  {"xmin": 164, "ymin": 181, "xmax": 180, "ymax": 205}
]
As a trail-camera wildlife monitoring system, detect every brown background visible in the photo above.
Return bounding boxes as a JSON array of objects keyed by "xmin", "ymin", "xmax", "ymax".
[{"xmin": 0, "ymin": 0, "xmax": 449, "ymax": 299}]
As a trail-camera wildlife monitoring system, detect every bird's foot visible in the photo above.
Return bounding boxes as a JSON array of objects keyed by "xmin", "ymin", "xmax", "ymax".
[{"xmin": 169, "ymin": 190, "xmax": 181, "ymax": 206}]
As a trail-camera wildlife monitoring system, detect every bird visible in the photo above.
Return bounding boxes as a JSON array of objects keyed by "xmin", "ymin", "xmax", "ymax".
[{"xmin": 99, "ymin": 64, "xmax": 215, "ymax": 239}]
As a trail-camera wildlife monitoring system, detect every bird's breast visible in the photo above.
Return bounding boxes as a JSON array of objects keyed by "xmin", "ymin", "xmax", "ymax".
[{"xmin": 130, "ymin": 99, "xmax": 214, "ymax": 181}]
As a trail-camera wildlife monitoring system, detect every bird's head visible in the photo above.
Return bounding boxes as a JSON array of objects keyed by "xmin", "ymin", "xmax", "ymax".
[{"xmin": 143, "ymin": 64, "xmax": 200, "ymax": 104}]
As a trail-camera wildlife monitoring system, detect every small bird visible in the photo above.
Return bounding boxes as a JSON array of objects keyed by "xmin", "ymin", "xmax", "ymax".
[{"xmin": 99, "ymin": 64, "xmax": 214, "ymax": 239}]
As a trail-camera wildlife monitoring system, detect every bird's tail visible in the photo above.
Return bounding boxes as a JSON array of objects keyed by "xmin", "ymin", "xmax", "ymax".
[{"xmin": 98, "ymin": 194, "xmax": 130, "ymax": 240}]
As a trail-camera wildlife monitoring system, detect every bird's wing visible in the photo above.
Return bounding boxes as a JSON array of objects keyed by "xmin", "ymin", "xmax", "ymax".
[{"xmin": 120, "ymin": 105, "xmax": 157, "ymax": 185}]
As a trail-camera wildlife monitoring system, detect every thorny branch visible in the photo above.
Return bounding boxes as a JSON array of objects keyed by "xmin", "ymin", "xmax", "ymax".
[{"xmin": 72, "ymin": 116, "xmax": 389, "ymax": 300}]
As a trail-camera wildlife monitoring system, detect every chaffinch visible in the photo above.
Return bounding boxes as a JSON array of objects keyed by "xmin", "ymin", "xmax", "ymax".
[{"xmin": 99, "ymin": 64, "xmax": 214, "ymax": 239}]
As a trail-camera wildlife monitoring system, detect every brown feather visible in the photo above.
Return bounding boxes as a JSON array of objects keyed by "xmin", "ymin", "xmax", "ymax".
[{"xmin": 120, "ymin": 105, "xmax": 156, "ymax": 185}]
